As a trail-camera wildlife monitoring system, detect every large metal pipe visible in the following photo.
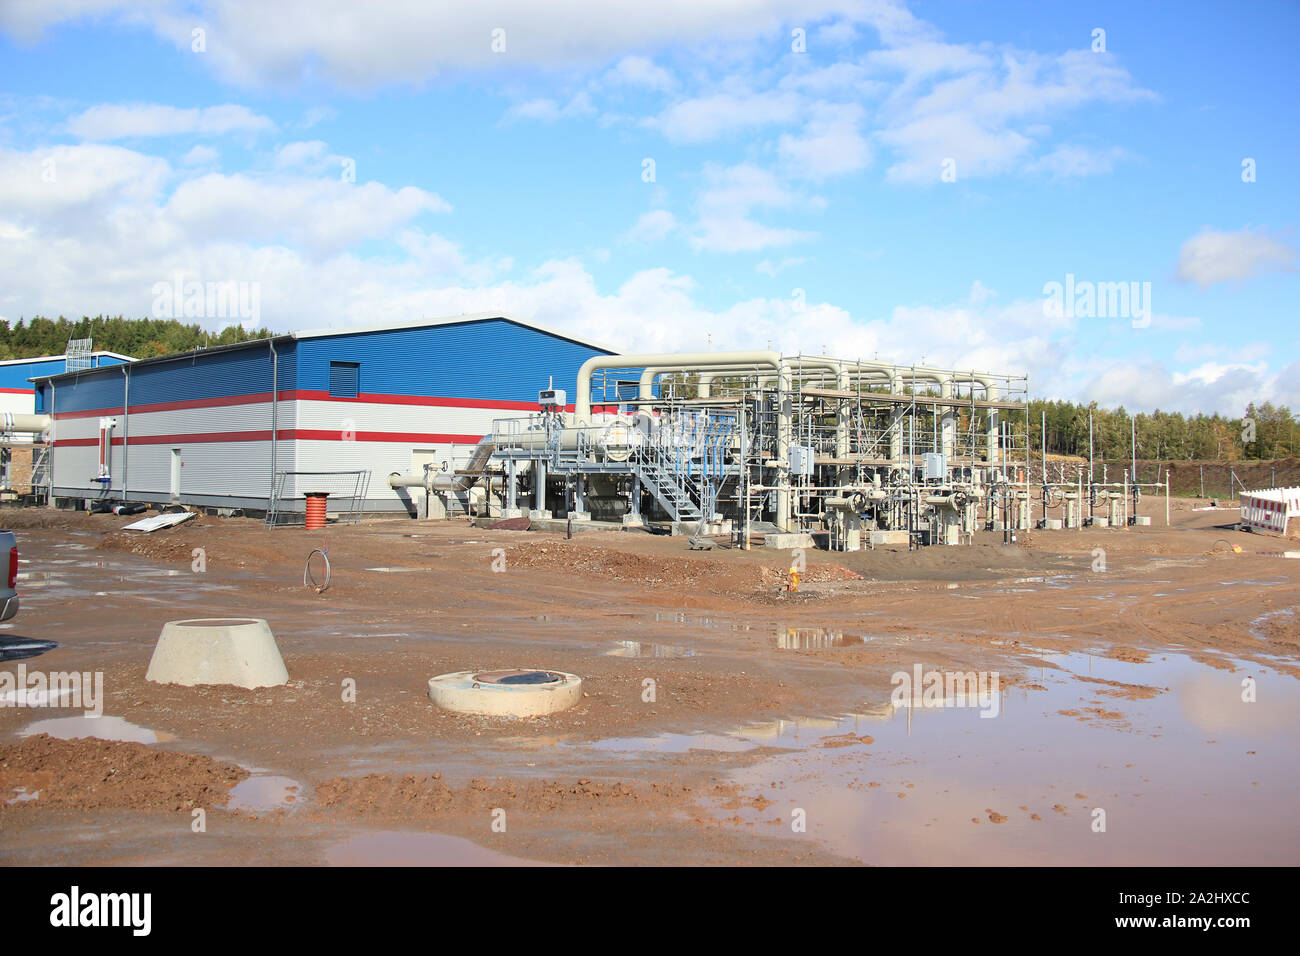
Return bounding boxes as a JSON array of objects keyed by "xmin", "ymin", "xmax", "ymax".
[
  {"xmin": 639, "ymin": 358, "xmax": 783, "ymax": 402},
  {"xmin": 1, "ymin": 413, "xmax": 51, "ymax": 433},
  {"xmin": 582, "ymin": 350, "xmax": 791, "ymax": 527},
  {"xmin": 580, "ymin": 351, "xmax": 783, "ymax": 423}
]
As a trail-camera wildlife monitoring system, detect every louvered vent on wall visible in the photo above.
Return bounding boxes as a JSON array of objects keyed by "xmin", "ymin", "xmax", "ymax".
[{"xmin": 329, "ymin": 361, "xmax": 360, "ymax": 398}]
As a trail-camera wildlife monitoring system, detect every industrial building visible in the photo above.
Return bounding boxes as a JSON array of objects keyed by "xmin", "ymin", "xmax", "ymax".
[
  {"xmin": 481, "ymin": 349, "xmax": 1034, "ymax": 548},
  {"xmin": 0, "ymin": 350, "xmax": 134, "ymax": 417},
  {"xmin": 31, "ymin": 314, "xmax": 623, "ymax": 518},
  {"xmin": 25, "ymin": 312, "xmax": 1124, "ymax": 548},
  {"xmin": 1, "ymin": 349, "xmax": 133, "ymax": 496}
]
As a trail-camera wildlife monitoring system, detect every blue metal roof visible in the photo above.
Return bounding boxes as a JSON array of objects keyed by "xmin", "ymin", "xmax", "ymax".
[
  {"xmin": 1, "ymin": 352, "xmax": 130, "ymax": 391},
  {"xmin": 33, "ymin": 315, "xmax": 632, "ymax": 411}
]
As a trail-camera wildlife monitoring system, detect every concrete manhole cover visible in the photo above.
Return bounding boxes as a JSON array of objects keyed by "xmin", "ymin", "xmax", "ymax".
[{"xmin": 428, "ymin": 668, "xmax": 582, "ymax": 717}]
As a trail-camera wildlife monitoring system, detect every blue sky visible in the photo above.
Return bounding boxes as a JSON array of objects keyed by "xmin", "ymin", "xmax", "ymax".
[{"xmin": 0, "ymin": 0, "xmax": 1296, "ymax": 414}]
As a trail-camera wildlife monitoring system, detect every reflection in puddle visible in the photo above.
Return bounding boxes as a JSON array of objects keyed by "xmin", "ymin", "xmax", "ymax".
[
  {"xmin": 707, "ymin": 651, "xmax": 1300, "ymax": 865},
  {"xmin": 19, "ymin": 715, "xmax": 172, "ymax": 744},
  {"xmin": 1250, "ymin": 607, "xmax": 1297, "ymax": 642},
  {"xmin": 325, "ymin": 831, "xmax": 551, "ymax": 866},
  {"xmin": 776, "ymin": 627, "xmax": 871, "ymax": 650},
  {"xmin": 16, "ymin": 572, "xmax": 63, "ymax": 586},
  {"xmin": 605, "ymin": 640, "xmax": 696, "ymax": 659},
  {"xmin": 229, "ymin": 771, "xmax": 303, "ymax": 812},
  {"xmin": 650, "ymin": 611, "xmax": 752, "ymax": 632},
  {"xmin": 0, "ymin": 637, "xmax": 58, "ymax": 662}
]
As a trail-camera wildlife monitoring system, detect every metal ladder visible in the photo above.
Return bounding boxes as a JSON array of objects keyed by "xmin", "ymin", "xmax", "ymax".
[{"xmin": 635, "ymin": 446, "xmax": 703, "ymax": 522}]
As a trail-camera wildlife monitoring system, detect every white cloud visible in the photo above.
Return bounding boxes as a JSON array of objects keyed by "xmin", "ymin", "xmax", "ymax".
[
  {"xmin": 1, "ymin": 0, "xmax": 877, "ymax": 88},
  {"xmin": 0, "ymin": 144, "xmax": 169, "ymax": 219},
  {"xmin": 273, "ymin": 139, "xmax": 352, "ymax": 175},
  {"xmin": 880, "ymin": 112, "xmax": 1031, "ymax": 182},
  {"xmin": 1024, "ymin": 144, "xmax": 1128, "ymax": 179},
  {"xmin": 872, "ymin": 48, "xmax": 1156, "ymax": 183},
  {"xmin": 66, "ymin": 103, "xmax": 274, "ymax": 139},
  {"xmin": 164, "ymin": 173, "xmax": 449, "ymax": 256},
  {"xmin": 0, "ymin": 141, "xmax": 457, "ymax": 326},
  {"xmin": 755, "ymin": 256, "xmax": 807, "ymax": 276},
  {"xmin": 967, "ymin": 280, "xmax": 995, "ymax": 305},
  {"xmin": 1176, "ymin": 228, "xmax": 1296, "ymax": 289},
  {"xmin": 624, "ymin": 209, "xmax": 677, "ymax": 242},
  {"xmin": 652, "ymin": 90, "xmax": 803, "ymax": 143},
  {"xmin": 777, "ymin": 102, "xmax": 871, "ymax": 179},
  {"xmin": 1086, "ymin": 360, "xmax": 1269, "ymax": 417},
  {"xmin": 605, "ymin": 55, "xmax": 675, "ymax": 92},
  {"xmin": 0, "ymin": 140, "xmax": 1284, "ymax": 415},
  {"xmin": 689, "ymin": 162, "xmax": 817, "ymax": 253},
  {"xmin": 503, "ymin": 92, "xmax": 596, "ymax": 123},
  {"xmin": 180, "ymin": 144, "xmax": 219, "ymax": 165}
]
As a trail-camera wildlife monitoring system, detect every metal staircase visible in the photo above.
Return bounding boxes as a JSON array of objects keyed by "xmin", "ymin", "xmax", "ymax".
[
  {"xmin": 631, "ymin": 414, "xmax": 739, "ymax": 523},
  {"xmin": 635, "ymin": 449, "xmax": 703, "ymax": 522}
]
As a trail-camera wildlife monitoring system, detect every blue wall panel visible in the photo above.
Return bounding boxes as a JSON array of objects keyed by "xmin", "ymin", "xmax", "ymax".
[
  {"xmin": 2, "ymin": 354, "xmax": 132, "ymax": 392},
  {"xmin": 45, "ymin": 371, "xmax": 126, "ymax": 413},
  {"xmin": 295, "ymin": 319, "xmax": 625, "ymax": 403},
  {"xmin": 37, "ymin": 319, "xmax": 634, "ymax": 415},
  {"xmin": 0, "ymin": 357, "xmax": 68, "ymax": 391},
  {"xmin": 39, "ymin": 341, "xmax": 297, "ymax": 413}
]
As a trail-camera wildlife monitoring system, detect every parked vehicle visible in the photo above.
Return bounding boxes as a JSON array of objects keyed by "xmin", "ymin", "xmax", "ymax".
[{"xmin": 0, "ymin": 530, "xmax": 18, "ymax": 621}]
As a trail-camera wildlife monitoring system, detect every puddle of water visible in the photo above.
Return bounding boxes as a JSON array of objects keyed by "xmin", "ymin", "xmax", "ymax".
[
  {"xmin": 584, "ymin": 712, "xmax": 882, "ymax": 755},
  {"xmin": 0, "ymin": 637, "xmax": 59, "ymax": 662},
  {"xmin": 19, "ymin": 715, "xmax": 172, "ymax": 744},
  {"xmin": 589, "ymin": 731, "xmax": 758, "ymax": 754},
  {"xmin": 649, "ymin": 611, "xmax": 753, "ymax": 632},
  {"xmin": 707, "ymin": 651, "xmax": 1300, "ymax": 865},
  {"xmin": 7, "ymin": 787, "xmax": 40, "ymax": 805},
  {"xmin": 605, "ymin": 640, "xmax": 696, "ymax": 658},
  {"xmin": 1250, "ymin": 607, "xmax": 1297, "ymax": 642},
  {"xmin": 16, "ymin": 572, "xmax": 65, "ymax": 586},
  {"xmin": 325, "ymin": 831, "xmax": 552, "ymax": 866},
  {"xmin": 776, "ymin": 627, "xmax": 872, "ymax": 650},
  {"xmin": 228, "ymin": 771, "xmax": 303, "ymax": 812}
]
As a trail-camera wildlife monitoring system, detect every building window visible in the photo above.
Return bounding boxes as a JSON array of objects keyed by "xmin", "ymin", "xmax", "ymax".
[{"xmin": 329, "ymin": 361, "xmax": 360, "ymax": 398}]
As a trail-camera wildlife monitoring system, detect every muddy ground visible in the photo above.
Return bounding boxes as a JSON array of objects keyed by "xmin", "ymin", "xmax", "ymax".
[{"xmin": 0, "ymin": 496, "xmax": 1296, "ymax": 866}]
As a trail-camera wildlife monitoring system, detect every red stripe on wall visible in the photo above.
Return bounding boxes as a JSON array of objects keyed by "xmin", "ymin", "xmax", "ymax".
[
  {"xmin": 0, "ymin": 387, "xmax": 34, "ymax": 395},
  {"xmin": 294, "ymin": 390, "xmax": 566, "ymax": 411},
  {"xmin": 53, "ymin": 394, "xmax": 269, "ymax": 419},
  {"xmin": 287, "ymin": 429, "xmax": 486, "ymax": 443},
  {"xmin": 53, "ymin": 390, "xmax": 581, "ymax": 420},
  {"xmin": 54, "ymin": 428, "xmax": 486, "ymax": 447}
]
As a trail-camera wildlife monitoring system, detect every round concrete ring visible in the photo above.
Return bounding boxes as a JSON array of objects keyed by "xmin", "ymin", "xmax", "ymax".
[{"xmin": 427, "ymin": 669, "xmax": 583, "ymax": 717}]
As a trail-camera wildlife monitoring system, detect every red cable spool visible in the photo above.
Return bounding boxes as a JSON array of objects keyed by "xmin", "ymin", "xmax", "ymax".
[{"xmin": 304, "ymin": 492, "xmax": 330, "ymax": 530}]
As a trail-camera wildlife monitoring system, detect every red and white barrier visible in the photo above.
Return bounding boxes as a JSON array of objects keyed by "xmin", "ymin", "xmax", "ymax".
[{"xmin": 1241, "ymin": 486, "xmax": 1300, "ymax": 535}]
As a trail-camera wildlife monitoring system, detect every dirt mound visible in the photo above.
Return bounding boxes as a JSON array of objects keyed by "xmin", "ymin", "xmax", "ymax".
[
  {"xmin": 505, "ymin": 541, "xmax": 755, "ymax": 590},
  {"xmin": 757, "ymin": 564, "xmax": 863, "ymax": 588},
  {"xmin": 99, "ymin": 527, "xmax": 202, "ymax": 563},
  {"xmin": 504, "ymin": 540, "xmax": 864, "ymax": 596},
  {"xmin": 314, "ymin": 772, "xmax": 692, "ymax": 819},
  {"xmin": 0, "ymin": 734, "xmax": 247, "ymax": 814}
]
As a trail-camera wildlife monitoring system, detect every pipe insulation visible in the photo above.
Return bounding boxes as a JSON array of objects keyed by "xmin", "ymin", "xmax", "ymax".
[{"xmin": 1, "ymin": 413, "xmax": 51, "ymax": 433}]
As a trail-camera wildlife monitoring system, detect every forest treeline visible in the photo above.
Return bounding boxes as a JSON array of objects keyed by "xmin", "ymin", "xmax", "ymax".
[
  {"xmin": 3, "ymin": 316, "xmax": 1294, "ymax": 462},
  {"xmin": 0, "ymin": 315, "xmax": 274, "ymax": 363},
  {"xmin": 1026, "ymin": 398, "xmax": 1294, "ymax": 462}
]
